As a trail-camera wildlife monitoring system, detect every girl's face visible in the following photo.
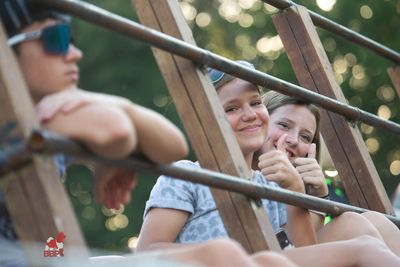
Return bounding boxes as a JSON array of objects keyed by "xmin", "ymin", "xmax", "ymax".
[
  {"xmin": 265, "ymin": 104, "xmax": 316, "ymax": 158},
  {"xmin": 217, "ymin": 78, "xmax": 269, "ymax": 155}
]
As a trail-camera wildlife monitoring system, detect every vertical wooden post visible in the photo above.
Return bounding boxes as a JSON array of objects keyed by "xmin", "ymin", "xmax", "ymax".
[
  {"xmin": 273, "ymin": 6, "xmax": 393, "ymax": 213},
  {"xmin": 387, "ymin": 66, "xmax": 400, "ymax": 98},
  {"xmin": 0, "ymin": 24, "xmax": 88, "ymax": 265},
  {"xmin": 133, "ymin": 0, "xmax": 281, "ymax": 252}
]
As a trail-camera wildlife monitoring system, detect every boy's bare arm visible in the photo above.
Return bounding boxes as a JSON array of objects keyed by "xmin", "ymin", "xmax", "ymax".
[
  {"xmin": 121, "ymin": 102, "xmax": 189, "ymax": 164},
  {"xmin": 38, "ymin": 89, "xmax": 189, "ymax": 163},
  {"xmin": 41, "ymin": 103, "xmax": 137, "ymax": 159}
]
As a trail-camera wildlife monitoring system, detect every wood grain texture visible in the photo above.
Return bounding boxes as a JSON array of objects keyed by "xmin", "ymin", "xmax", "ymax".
[
  {"xmin": 273, "ymin": 6, "xmax": 393, "ymax": 213},
  {"xmin": 0, "ymin": 23, "xmax": 88, "ymax": 264},
  {"xmin": 387, "ymin": 66, "xmax": 400, "ymax": 98},
  {"xmin": 133, "ymin": 0, "xmax": 281, "ymax": 252}
]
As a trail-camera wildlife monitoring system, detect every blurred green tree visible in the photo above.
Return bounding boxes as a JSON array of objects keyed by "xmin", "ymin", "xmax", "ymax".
[{"xmin": 66, "ymin": 0, "xmax": 400, "ymax": 252}]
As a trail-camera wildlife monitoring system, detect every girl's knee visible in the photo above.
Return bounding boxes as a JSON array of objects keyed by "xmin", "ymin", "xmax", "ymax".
[
  {"xmin": 198, "ymin": 239, "xmax": 252, "ymax": 265},
  {"xmin": 253, "ymin": 252, "xmax": 297, "ymax": 267},
  {"xmin": 323, "ymin": 212, "xmax": 381, "ymax": 240},
  {"xmin": 362, "ymin": 211, "xmax": 390, "ymax": 224}
]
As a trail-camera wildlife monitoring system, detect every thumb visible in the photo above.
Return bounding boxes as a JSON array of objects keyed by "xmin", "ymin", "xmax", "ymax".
[
  {"xmin": 276, "ymin": 134, "xmax": 288, "ymax": 152},
  {"xmin": 263, "ymin": 137, "xmax": 276, "ymax": 153},
  {"xmin": 307, "ymin": 143, "xmax": 316, "ymax": 159}
]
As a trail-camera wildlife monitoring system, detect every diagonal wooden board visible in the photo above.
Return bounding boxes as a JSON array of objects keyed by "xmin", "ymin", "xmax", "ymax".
[
  {"xmin": 387, "ymin": 66, "xmax": 400, "ymax": 99},
  {"xmin": 0, "ymin": 23, "xmax": 88, "ymax": 265},
  {"xmin": 132, "ymin": 0, "xmax": 281, "ymax": 252},
  {"xmin": 273, "ymin": 6, "xmax": 393, "ymax": 213}
]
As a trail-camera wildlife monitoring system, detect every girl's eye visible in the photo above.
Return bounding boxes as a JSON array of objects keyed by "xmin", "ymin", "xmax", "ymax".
[
  {"xmin": 250, "ymin": 100, "xmax": 262, "ymax": 106},
  {"xmin": 225, "ymin": 106, "xmax": 238, "ymax": 113},
  {"xmin": 277, "ymin": 122, "xmax": 289, "ymax": 129},
  {"xmin": 300, "ymin": 135, "xmax": 312, "ymax": 143}
]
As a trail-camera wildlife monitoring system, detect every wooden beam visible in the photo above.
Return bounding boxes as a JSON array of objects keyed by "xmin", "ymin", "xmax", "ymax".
[
  {"xmin": 0, "ymin": 23, "xmax": 88, "ymax": 264},
  {"xmin": 132, "ymin": 0, "xmax": 281, "ymax": 252},
  {"xmin": 272, "ymin": 6, "xmax": 393, "ymax": 213},
  {"xmin": 387, "ymin": 65, "xmax": 400, "ymax": 98}
]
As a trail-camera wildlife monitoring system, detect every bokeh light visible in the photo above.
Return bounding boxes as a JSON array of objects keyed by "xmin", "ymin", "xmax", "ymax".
[
  {"xmin": 360, "ymin": 5, "xmax": 373, "ymax": 19},
  {"xmin": 180, "ymin": 2, "xmax": 197, "ymax": 21},
  {"xmin": 376, "ymin": 85, "xmax": 395, "ymax": 102},
  {"xmin": 365, "ymin": 138, "xmax": 380, "ymax": 154},
  {"xmin": 128, "ymin": 237, "xmax": 139, "ymax": 250},
  {"xmin": 238, "ymin": 13, "xmax": 254, "ymax": 27},
  {"xmin": 196, "ymin": 12, "xmax": 212, "ymax": 27},
  {"xmin": 263, "ymin": 3, "xmax": 278, "ymax": 14},
  {"xmin": 390, "ymin": 160, "xmax": 400, "ymax": 176},
  {"xmin": 325, "ymin": 169, "xmax": 338, "ymax": 177},
  {"xmin": 317, "ymin": 0, "xmax": 336, "ymax": 12},
  {"xmin": 360, "ymin": 123, "xmax": 374, "ymax": 135},
  {"xmin": 219, "ymin": 1, "xmax": 241, "ymax": 23},
  {"xmin": 239, "ymin": 0, "xmax": 257, "ymax": 10},
  {"xmin": 377, "ymin": 105, "xmax": 391, "ymax": 119}
]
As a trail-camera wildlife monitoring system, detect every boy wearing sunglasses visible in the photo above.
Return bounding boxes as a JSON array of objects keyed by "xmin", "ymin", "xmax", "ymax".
[
  {"xmin": 0, "ymin": 0, "xmax": 198, "ymax": 265},
  {"xmin": 2, "ymin": 2, "xmax": 399, "ymax": 267},
  {"xmin": 0, "ymin": 2, "xmax": 300, "ymax": 267}
]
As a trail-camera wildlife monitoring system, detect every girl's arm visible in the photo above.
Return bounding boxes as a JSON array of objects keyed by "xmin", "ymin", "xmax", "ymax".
[
  {"xmin": 136, "ymin": 208, "xmax": 191, "ymax": 251},
  {"xmin": 258, "ymin": 135, "xmax": 317, "ymax": 246},
  {"xmin": 293, "ymin": 144, "xmax": 328, "ymax": 232}
]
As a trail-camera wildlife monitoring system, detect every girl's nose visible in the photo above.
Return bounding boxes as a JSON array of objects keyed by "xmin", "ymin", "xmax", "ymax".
[
  {"xmin": 286, "ymin": 132, "xmax": 299, "ymax": 146},
  {"xmin": 242, "ymin": 106, "xmax": 257, "ymax": 120}
]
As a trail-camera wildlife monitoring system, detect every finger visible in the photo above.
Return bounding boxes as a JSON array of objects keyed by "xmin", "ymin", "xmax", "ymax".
[
  {"xmin": 293, "ymin": 157, "xmax": 315, "ymax": 166},
  {"xmin": 301, "ymin": 174, "xmax": 323, "ymax": 185},
  {"xmin": 260, "ymin": 165, "xmax": 282, "ymax": 177},
  {"xmin": 63, "ymin": 99, "xmax": 87, "ymax": 113},
  {"xmin": 295, "ymin": 162, "xmax": 319, "ymax": 173},
  {"xmin": 276, "ymin": 134, "xmax": 288, "ymax": 152},
  {"xmin": 263, "ymin": 137, "xmax": 276, "ymax": 153},
  {"xmin": 36, "ymin": 101, "xmax": 60, "ymax": 122},
  {"xmin": 307, "ymin": 143, "xmax": 316, "ymax": 159}
]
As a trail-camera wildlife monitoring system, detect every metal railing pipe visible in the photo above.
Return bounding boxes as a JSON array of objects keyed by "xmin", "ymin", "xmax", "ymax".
[
  {"xmin": 31, "ymin": 0, "xmax": 400, "ymax": 135},
  {"xmin": 2, "ymin": 129, "xmax": 398, "ymax": 228},
  {"xmin": 263, "ymin": 0, "xmax": 400, "ymax": 64}
]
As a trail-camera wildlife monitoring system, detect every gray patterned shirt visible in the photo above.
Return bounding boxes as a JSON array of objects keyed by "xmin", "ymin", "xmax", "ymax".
[{"xmin": 144, "ymin": 160, "xmax": 287, "ymax": 243}]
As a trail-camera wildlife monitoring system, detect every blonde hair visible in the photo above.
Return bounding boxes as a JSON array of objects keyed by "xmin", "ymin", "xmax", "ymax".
[{"xmin": 262, "ymin": 90, "xmax": 321, "ymax": 161}]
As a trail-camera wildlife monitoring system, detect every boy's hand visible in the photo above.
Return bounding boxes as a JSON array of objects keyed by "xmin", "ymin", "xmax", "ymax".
[
  {"xmin": 93, "ymin": 165, "xmax": 137, "ymax": 209},
  {"xmin": 36, "ymin": 89, "xmax": 91, "ymax": 122},
  {"xmin": 293, "ymin": 144, "xmax": 328, "ymax": 197},
  {"xmin": 258, "ymin": 134, "xmax": 305, "ymax": 193}
]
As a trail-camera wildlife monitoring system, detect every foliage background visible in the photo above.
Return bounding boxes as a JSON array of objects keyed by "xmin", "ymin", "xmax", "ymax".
[{"xmin": 66, "ymin": 0, "xmax": 400, "ymax": 252}]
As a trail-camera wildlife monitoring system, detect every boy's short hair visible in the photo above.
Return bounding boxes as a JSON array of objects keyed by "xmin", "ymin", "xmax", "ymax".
[{"xmin": 0, "ymin": 0, "xmax": 70, "ymax": 37}]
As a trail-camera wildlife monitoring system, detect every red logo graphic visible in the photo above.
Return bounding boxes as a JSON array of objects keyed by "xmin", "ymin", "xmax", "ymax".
[{"xmin": 43, "ymin": 232, "xmax": 66, "ymax": 257}]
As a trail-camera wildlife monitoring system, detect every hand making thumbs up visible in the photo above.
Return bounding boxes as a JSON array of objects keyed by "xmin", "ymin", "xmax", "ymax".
[
  {"xmin": 293, "ymin": 144, "xmax": 328, "ymax": 197},
  {"xmin": 258, "ymin": 134, "xmax": 305, "ymax": 193}
]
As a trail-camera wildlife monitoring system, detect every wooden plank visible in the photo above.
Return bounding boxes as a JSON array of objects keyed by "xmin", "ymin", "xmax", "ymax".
[
  {"xmin": 132, "ymin": 0, "xmax": 281, "ymax": 252},
  {"xmin": 0, "ymin": 23, "xmax": 88, "ymax": 264},
  {"xmin": 272, "ymin": 6, "xmax": 393, "ymax": 213},
  {"xmin": 387, "ymin": 66, "xmax": 400, "ymax": 98}
]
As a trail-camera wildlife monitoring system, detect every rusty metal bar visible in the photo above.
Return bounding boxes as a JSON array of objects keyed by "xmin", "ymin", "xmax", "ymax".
[
  {"xmin": 30, "ymin": 0, "xmax": 400, "ymax": 135},
  {"xmin": 263, "ymin": 0, "xmax": 400, "ymax": 64},
  {"xmin": 1, "ymin": 129, "xmax": 399, "ymax": 228}
]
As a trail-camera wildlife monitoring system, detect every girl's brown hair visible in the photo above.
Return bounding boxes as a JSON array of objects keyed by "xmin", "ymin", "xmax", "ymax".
[{"xmin": 262, "ymin": 90, "xmax": 321, "ymax": 161}]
